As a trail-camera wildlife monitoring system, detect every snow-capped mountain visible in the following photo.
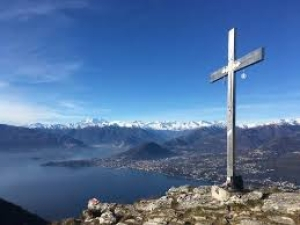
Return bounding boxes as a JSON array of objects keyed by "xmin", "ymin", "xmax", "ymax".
[
  {"xmin": 27, "ymin": 118, "xmax": 300, "ymax": 131},
  {"xmin": 28, "ymin": 118, "xmax": 225, "ymax": 131},
  {"xmin": 240, "ymin": 118, "xmax": 300, "ymax": 129}
]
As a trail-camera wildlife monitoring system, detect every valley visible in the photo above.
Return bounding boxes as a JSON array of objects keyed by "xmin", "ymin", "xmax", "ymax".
[
  {"xmin": 41, "ymin": 121, "xmax": 300, "ymax": 189},
  {"xmin": 1, "ymin": 120, "xmax": 300, "ymax": 220}
]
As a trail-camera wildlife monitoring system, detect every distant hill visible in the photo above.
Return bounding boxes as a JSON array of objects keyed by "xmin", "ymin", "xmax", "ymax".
[
  {"xmin": 165, "ymin": 124, "xmax": 300, "ymax": 154},
  {"xmin": 116, "ymin": 142, "xmax": 176, "ymax": 160},
  {"xmin": 51, "ymin": 126, "xmax": 167, "ymax": 147},
  {"xmin": 257, "ymin": 134, "xmax": 300, "ymax": 154},
  {"xmin": 2, "ymin": 123, "xmax": 300, "ymax": 154},
  {"xmin": 0, "ymin": 124, "xmax": 86, "ymax": 151},
  {"xmin": 0, "ymin": 197, "xmax": 48, "ymax": 225}
]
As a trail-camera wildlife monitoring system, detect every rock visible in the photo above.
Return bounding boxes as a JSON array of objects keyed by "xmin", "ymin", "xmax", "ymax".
[
  {"xmin": 123, "ymin": 218, "xmax": 141, "ymax": 225},
  {"xmin": 84, "ymin": 218, "xmax": 101, "ymax": 224},
  {"xmin": 88, "ymin": 198, "xmax": 102, "ymax": 211},
  {"xmin": 114, "ymin": 206, "xmax": 126, "ymax": 218},
  {"xmin": 82, "ymin": 209, "xmax": 94, "ymax": 221},
  {"xmin": 226, "ymin": 190, "xmax": 264, "ymax": 205},
  {"xmin": 242, "ymin": 191, "xmax": 263, "ymax": 202},
  {"xmin": 250, "ymin": 205, "xmax": 262, "ymax": 212},
  {"xmin": 262, "ymin": 192, "xmax": 300, "ymax": 214},
  {"xmin": 98, "ymin": 211, "xmax": 117, "ymax": 225},
  {"xmin": 211, "ymin": 186, "xmax": 230, "ymax": 202},
  {"xmin": 166, "ymin": 185, "xmax": 192, "ymax": 197},
  {"xmin": 58, "ymin": 218, "xmax": 81, "ymax": 225},
  {"xmin": 54, "ymin": 185, "xmax": 300, "ymax": 225},
  {"xmin": 227, "ymin": 194, "xmax": 243, "ymax": 204},
  {"xmin": 268, "ymin": 216, "xmax": 295, "ymax": 225},
  {"xmin": 101, "ymin": 203, "xmax": 117, "ymax": 213},
  {"xmin": 239, "ymin": 219, "xmax": 263, "ymax": 225},
  {"xmin": 134, "ymin": 196, "xmax": 173, "ymax": 212},
  {"xmin": 143, "ymin": 217, "xmax": 169, "ymax": 225},
  {"xmin": 134, "ymin": 200, "xmax": 160, "ymax": 211}
]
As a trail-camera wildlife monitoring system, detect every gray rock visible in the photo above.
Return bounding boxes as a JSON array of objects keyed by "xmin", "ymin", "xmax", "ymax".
[
  {"xmin": 88, "ymin": 198, "xmax": 102, "ymax": 212},
  {"xmin": 268, "ymin": 216, "xmax": 295, "ymax": 225},
  {"xmin": 134, "ymin": 200, "xmax": 160, "ymax": 211},
  {"xmin": 166, "ymin": 185, "xmax": 191, "ymax": 196},
  {"xmin": 242, "ymin": 191, "xmax": 263, "ymax": 202},
  {"xmin": 101, "ymin": 203, "xmax": 117, "ymax": 213},
  {"xmin": 98, "ymin": 211, "xmax": 117, "ymax": 225},
  {"xmin": 262, "ymin": 192, "xmax": 300, "ymax": 214},
  {"xmin": 82, "ymin": 209, "xmax": 94, "ymax": 221},
  {"xmin": 60, "ymin": 186, "xmax": 300, "ymax": 225},
  {"xmin": 211, "ymin": 186, "xmax": 230, "ymax": 202},
  {"xmin": 123, "ymin": 218, "xmax": 141, "ymax": 225},
  {"xmin": 143, "ymin": 217, "xmax": 169, "ymax": 225},
  {"xmin": 239, "ymin": 219, "xmax": 263, "ymax": 225}
]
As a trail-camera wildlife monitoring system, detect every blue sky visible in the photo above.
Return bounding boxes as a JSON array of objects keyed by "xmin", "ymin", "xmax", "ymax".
[{"xmin": 0, "ymin": 0, "xmax": 299, "ymax": 125}]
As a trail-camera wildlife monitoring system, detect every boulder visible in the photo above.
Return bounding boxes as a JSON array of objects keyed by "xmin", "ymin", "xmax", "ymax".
[
  {"xmin": 98, "ymin": 211, "xmax": 117, "ymax": 225},
  {"xmin": 143, "ymin": 217, "xmax": 169, "ymax": 225},
  {"xmin": 239, "ymin": 219, "xmax": 263, "ymax": 225},
  {"xmin": 267, "ymin": 216, "xmax": 295, "ymax": 225},
  {"xmin": 211, "ymin": 185, "xmax": 230, "ymax": 202},
  {"xmin": 262, "ymin": 192, "xmax": 300, "ymax": 214},
  {"xmin": 88, "ymin": 198, "xmax": 101, "ymax": 212}
]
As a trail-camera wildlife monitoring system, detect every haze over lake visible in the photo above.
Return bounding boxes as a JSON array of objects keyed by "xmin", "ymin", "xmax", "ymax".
[{"xmin": 0, "ymin": 148, "xmax": 207, "ymax": 220}]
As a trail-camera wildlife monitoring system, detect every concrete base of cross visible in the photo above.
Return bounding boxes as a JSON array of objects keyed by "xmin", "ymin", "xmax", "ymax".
[
  {"xmin": 211, "ymin": 176, "xmax": 244, "ymax": 202},
  {"xmin": 211, "ymin": 186, "xmax": 231, "ymax": 202},
  {"xmin": 225, "ymin": 175, "xmax": 244, "ymax": 191}
]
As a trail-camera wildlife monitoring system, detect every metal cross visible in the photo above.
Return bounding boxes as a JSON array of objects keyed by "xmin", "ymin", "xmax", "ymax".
[{"xmin": 209, "ymin": 28, "xmax": 264, "ymax": 190}]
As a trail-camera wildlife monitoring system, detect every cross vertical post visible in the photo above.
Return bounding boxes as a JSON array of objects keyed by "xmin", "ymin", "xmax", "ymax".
[
  {"xmin": 209, "ymin": 28, "xmax": 265, "ymax": 190},
  {"xmin": 227, "ymin": 28, "xmax": 236, "ymax": 186}
]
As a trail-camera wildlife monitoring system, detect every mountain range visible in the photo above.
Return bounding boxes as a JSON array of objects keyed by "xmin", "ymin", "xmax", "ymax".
[
  {"xmin": 2, "ymin": 118, "xmax": 300, "ymax": 153},
  {"xmin": 115, "ymin": 142, "xmax": 176, "ymax": 160},
  {"xmin": 164, "ymin": 123, "xmax": 300, "ymax": 154},
  {"xmin": 28, "ymin": 118, "xmax": 222, "ymax": 131},
  {"xmin": 27, "ymin": 118, "xmax": 300, "ymax": 131},
  {"xmin": 0, "ymin": 124, "xmax": 86, "ymax": 151}
]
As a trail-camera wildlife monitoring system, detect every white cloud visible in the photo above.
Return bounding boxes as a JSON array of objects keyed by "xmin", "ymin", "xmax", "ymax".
[
  {"xmin": 58, "ymin": 100, "xmax": 111, "ymax": 118},
  {"xmin": 0, "ymin": 93, "xmax": 112, "ymax": 125},
  {"xmin": 0, "ymin": 0, "xmax": 89, "ymax": 21},
  {"xmin": 0, "ymin": 16, "xmax": 83, "ymax": 83},
  {"xmin": 0, "ymin": 81, "xmax": 9, "ymax": 88},
  {"xmin": 58, "ymin": 100, "xmax": 81, "ymax": 110},
  {"xmin": 0, "ymin": 99, "xmax": 62, "ymax": 125},
  {"xmin": 11, "ymin": 61, "xmax": 82, "ymax": 83}
]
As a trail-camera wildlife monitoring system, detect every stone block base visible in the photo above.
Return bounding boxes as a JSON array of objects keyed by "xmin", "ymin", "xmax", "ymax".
[
  {"xmin": 211, "ymin": 186, "xmax": 231, "ymax": 202},
  {"xmin": 226, "ymin": 175, "xmax": 244, "ymax": 190}
]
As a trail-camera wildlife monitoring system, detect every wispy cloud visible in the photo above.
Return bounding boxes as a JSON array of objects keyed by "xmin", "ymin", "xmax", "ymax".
[
  {"xmin": 0, "ymin": 98, "xmax": 63, "ymax": 125},
  {"xmin": 58, "ymin": 101, "xmax": 80, "ymax": 110},
  {"xmin": 11, "ymin": 61, "xmax": 82, "ymax": 83},
  {"xmin": 0, "ymin": 0, "xmax": 89, "ymax": 21},
  {"xmin": 0, "ymin": 95, "xmax": 102, "ymax": 125},
  {"xmin": 57, "ymin": 100, "xmax": 111, "ymax": 118},
  {"xmin": 0, "ymin": 46, "xmax": 82, "ymax": 83},
  {"xmin": 0, "ymin": 7, "xmax": 83, "ymax": 84},
  {"xmin": 0, "ymin": 80, "xmax": 9, "ymax": 88}
]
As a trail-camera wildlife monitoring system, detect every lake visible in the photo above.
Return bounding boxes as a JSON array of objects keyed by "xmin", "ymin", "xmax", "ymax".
[{"xmin": 0, "ymin": 148, "xmax": 208, "ymax": 221}]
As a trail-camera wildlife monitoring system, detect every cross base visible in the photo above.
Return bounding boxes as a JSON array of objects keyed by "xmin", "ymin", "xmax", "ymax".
[{"xmin": 223, "ymin": 175, "xmax": 244, "ymax": 191}]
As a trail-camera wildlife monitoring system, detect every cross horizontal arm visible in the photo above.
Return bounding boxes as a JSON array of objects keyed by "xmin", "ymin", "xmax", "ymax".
[
  {"xmin": 234, "ymin": 47, "xmax": 264, "ymax": 72},
  {"xmin": 209, "ymin": 47, "xmax": 264, "ymax": 83},
  {"xmin": 210, "ymin": 65, "xmax": 228, "ymax": 83}
]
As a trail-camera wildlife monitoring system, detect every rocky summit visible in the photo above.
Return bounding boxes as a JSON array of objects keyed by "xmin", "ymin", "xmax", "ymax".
[{"xmin": 52, "ymin": 185, "xmax": 300, "ymax": 225}]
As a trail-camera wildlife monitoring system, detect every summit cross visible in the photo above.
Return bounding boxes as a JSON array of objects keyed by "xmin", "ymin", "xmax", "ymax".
[{"xmin": 209, "ymin": 28, "xmax": 265, "ymax": 190}]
